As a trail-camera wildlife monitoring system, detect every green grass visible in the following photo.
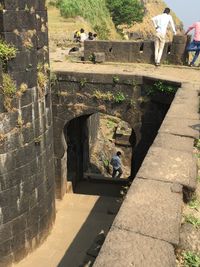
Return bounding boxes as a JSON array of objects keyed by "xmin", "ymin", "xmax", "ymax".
[
  {"xmin": 182, "ymin": 251, "xmax": 200, "ymax": 267},
  {"xmin": 188, "ymin": 195, "xmax": 200, "ymax": 210},
  {"xmin": 56, "ymin": 0, "xmax": 115, "ymax": 39},
  {"xmin": 185, "ymin": 214, "xmax": 200, "ymax": 228}
]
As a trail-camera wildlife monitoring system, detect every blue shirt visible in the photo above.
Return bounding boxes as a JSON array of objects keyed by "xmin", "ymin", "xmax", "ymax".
[{"xmin": 111, "ymin": 155, "xmax": 121, "ymax": 170}]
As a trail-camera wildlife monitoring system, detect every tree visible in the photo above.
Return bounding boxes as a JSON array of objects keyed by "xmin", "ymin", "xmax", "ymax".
[{"xmin": 106, "ymin": 0, "xmax": 144, "ymax": 26}]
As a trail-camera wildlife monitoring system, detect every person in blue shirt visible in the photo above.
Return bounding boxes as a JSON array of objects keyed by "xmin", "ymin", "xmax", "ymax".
[{"xmin": 110, "ymin": 151, "xmax": 123, "ymax": 179}]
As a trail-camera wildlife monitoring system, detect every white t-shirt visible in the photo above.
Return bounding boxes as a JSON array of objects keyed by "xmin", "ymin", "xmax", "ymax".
[
  {"xmin": 152, "ymin": 13, "xmax": 176, "ymax": 36},
  {"xmin": 80, "ymin": 32, "xmax": 87, "ymax": 42}
]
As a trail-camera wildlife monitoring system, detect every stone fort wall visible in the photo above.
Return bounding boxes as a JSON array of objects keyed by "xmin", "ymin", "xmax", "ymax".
[
  {"xmin": 84, "ymin": 35, "xmax": 189, "ymax": 65},
  {"xmin": 0, "ymin": 1, "xmax": 55, "ymax": 266}
]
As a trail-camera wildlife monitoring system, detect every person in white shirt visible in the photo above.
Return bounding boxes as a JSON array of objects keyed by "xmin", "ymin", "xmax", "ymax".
[
  {"xmin": 152, "ymin": 8, "xmax": 176, "ymax": 66},
  {"xmin": 80, "ymin": 28, "xmax": 87, "ymax": 43}
]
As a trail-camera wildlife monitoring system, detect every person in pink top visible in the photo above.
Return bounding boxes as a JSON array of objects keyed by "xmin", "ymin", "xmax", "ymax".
[{"xmin": 185, "ymin": 21, "xmax": 200, "ymax": 66}]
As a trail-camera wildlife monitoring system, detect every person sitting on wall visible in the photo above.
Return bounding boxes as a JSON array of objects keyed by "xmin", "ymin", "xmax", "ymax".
[
  {"xmin": 110, "ymin": 151, "xmax": 123, "ymax": 179},
  {"xmin": 80, "ymin": 28, "xmax": 87, "ymax": 43},
  {"xmin": 87, "ymin": 32, "xmax": 94, "ymax": 40},
  {"xmin": 152, "ymin": 8, "xmax": 176, "ymax": 66},
  {"xmin": 93, "ymin": 33, "xmax": 97, "ymax": 40},
  {"xmin": 73, "ymin": 30, "xmax": 81, "ymax": 43},
  {"xmin": 185, "ymin": 20, "xmax": 200, "ymax": 67}
]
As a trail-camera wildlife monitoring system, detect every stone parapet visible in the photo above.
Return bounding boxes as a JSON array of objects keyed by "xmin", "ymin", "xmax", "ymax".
[
  {"xmin": 84, "ymin": 35, "xmax": 189, "ymax": 65},
  {"xmin": 94, "ymin": 81, "xmax": 199, "ymax": 266}
]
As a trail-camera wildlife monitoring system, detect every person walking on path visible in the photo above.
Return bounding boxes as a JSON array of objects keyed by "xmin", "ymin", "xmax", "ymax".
[
  {"xmin": 185, "ymin": 21, "xmax": 200, "ymax": 67},
  {"xmin": 110, "ymin": 151, "xmax": 123, "ymax": 179},
  {"xmin": 152, "ymin": 8, "xmax": 176, "ymax": 66}
]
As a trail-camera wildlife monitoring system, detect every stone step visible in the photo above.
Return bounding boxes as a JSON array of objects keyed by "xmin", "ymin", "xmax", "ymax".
[{"xmin": 83, "ymin": 173, "xmax": 130, "ymax": 185}]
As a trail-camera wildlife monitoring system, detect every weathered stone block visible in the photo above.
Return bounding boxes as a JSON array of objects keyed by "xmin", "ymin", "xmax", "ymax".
[
  {"xmin": 137, "ymin": 146, "xmax": 197, "ymax": 191},
  {"xmin": 0, "ymin": 11, "xmax": 18, "ymax": 31},
  {"xmin": 153, "ymin": 132, "xmax": 194, "ymax": 153},
  {"xmin": 94, "ymin": 52, "xmax": 105, "ymax": 63},
  {"xmin": 0, "ymin": 239, "xmax": 11, "ymax": 257},
  {"xmin": 159, "ymin": 117, "xmax": 199, "ymax": 139},
  {"xmin": 7, "ymin": 49, "xmax": 37, "ymax": 72},
  {"xmin": 0, "ymin": 222, "xmax": 12, "ymax": 243},
  {"xmin": 113, "ymin": 178, "xmax": 182, "ymax": 245},
  {"xmin": 11, "ymin": 70, "xmax": 37, "ymax": 88},
  {"xmin": 37, "ymin": 31, "xmax": 48, "ymax": 49},
  {"xmin": 94, "ymin": 228, "xmax": 176, "ymax": 267},
  {"xmin": 172, "ymin": 35, "xmax": 187, "ymax": 44}
]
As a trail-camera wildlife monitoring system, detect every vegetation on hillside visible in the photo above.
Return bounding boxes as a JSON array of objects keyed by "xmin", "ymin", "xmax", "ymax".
[
  {"xmin": 106, "ymin": 0, "xmax": 144, "ymax": 26},
  {"xmin": 54, "ymin": 0, "xmax": 144, "ymax": 39}
]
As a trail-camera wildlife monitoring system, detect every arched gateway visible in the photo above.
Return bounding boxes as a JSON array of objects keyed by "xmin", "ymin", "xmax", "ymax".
[{"xmin": 52, "ymin": 71, "xmax": 143, "ymax": 198}]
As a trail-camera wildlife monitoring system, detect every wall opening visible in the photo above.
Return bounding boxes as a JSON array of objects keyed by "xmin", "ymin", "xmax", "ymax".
[
  {"xmin": 64, "ymin": 114, "xmax": 90, "ymax": 191},
  {"xmin": 63, "ymin": 113, "xmax": 135, "ymax": 196},
  {"xmin": 140, "ymin": 43, "xmax": 144, "ymax": 53}
]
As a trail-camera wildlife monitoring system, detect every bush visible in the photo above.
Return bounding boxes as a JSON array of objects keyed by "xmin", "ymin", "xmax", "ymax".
[{"xmin": 106, "ymin": 0, "xmax": 144, "ymax": 26}]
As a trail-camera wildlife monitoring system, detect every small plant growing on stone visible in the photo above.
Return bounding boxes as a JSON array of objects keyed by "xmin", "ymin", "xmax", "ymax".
[
  {"xmin": 79, "ymin": 78, "xmax": 87, "ymax": 88},
  {"xmin": 194, "ymin": 139, "xmax": 200, "ymax": 150},
  {"xmin": 106, "ymin": 120, "xmax": 115, "ymax": 128},
  {"xmin": 113, "ymin": 75, "xmax": 120, "ymax": 84},
  {"xmin": 0, "ymin": 40, "xmax": 17, "ymax": 63},
  {"xmin": 103, "ymin": 159, "xmax": 110, "ymax": 167},
  {"xmin": 21, "ymin": 30, "xmax": 36, "ymax": 50},
  {"xmin": 182, "ymin": 251, "xmax": 200, "ymax": 267},
  {"xmin": 16, "ymin": 83, "xmax": 28, "ymax": 98},
  {"xmin": 2, "ymin": 73, "xmax": 16, "ymax": 96},
  {"xmin": 188, "ymin": 194, "xmax": 200, "ymax": 210},
  {"xmin": 1, "ymin": 73, "xmax": 17, "ymax": 111},
  {"xmin": 146, "ymin": 81, "xmax": 177, "ymax": 96},
  {"xmin": 37, "ymin": 63, "xmax": 49, "ymax": 97},
  {"xmin": 184, "ymin": 214, "xmax": 200, "ymax": 228},
  {"xmin": 93, "ymin": 90, "xmax": 113, "ymax": 101},
  {"xmin": 114, "ymin": 91, "xmax": 126, "ymax": 103},
  {"xmin": 50, "ymin": 72, "xmax": 57, "ymax": 86},
  {"xmin": 88, "ymin": 53, "xmax": 95, "ymax": 63},
  {"xmin": 20, "ymin": 83, "xmax": 28, "ymax": 93}
]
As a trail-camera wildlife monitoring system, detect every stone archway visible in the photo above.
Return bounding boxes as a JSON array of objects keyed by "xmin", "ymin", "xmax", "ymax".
[
  {"xmin": 51, "ymin": 71, "xmax": 144, "ymax": 198},
  {"xmin": 53, "ymin": 108, "xmax": 140, "ymax": 199}
]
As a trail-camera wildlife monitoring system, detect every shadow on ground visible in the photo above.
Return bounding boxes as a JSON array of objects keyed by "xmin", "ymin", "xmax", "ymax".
[{"xmin": 57, "ymin": 181, "xmax": 126, "ymax": 267}]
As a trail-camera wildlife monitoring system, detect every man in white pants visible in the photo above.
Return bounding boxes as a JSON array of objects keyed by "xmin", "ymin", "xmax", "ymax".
[{"xmin": 152, "ymin": 8, "xmax": 176, "ymax": 66}]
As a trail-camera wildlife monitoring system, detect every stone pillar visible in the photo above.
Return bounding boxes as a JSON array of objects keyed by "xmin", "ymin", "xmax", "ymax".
[
  {"xmin": 169, "ymin": 35, "xmax": 189, "ymax": 65},
  {"xmin": 0, "ymin": 1, "xmax": 55, "ymax": 266}
]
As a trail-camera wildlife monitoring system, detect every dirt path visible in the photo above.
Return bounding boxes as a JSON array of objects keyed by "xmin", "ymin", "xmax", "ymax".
[{"xmin": 51, "ymin": 61, "xmax": 200, "ymax": 85}]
